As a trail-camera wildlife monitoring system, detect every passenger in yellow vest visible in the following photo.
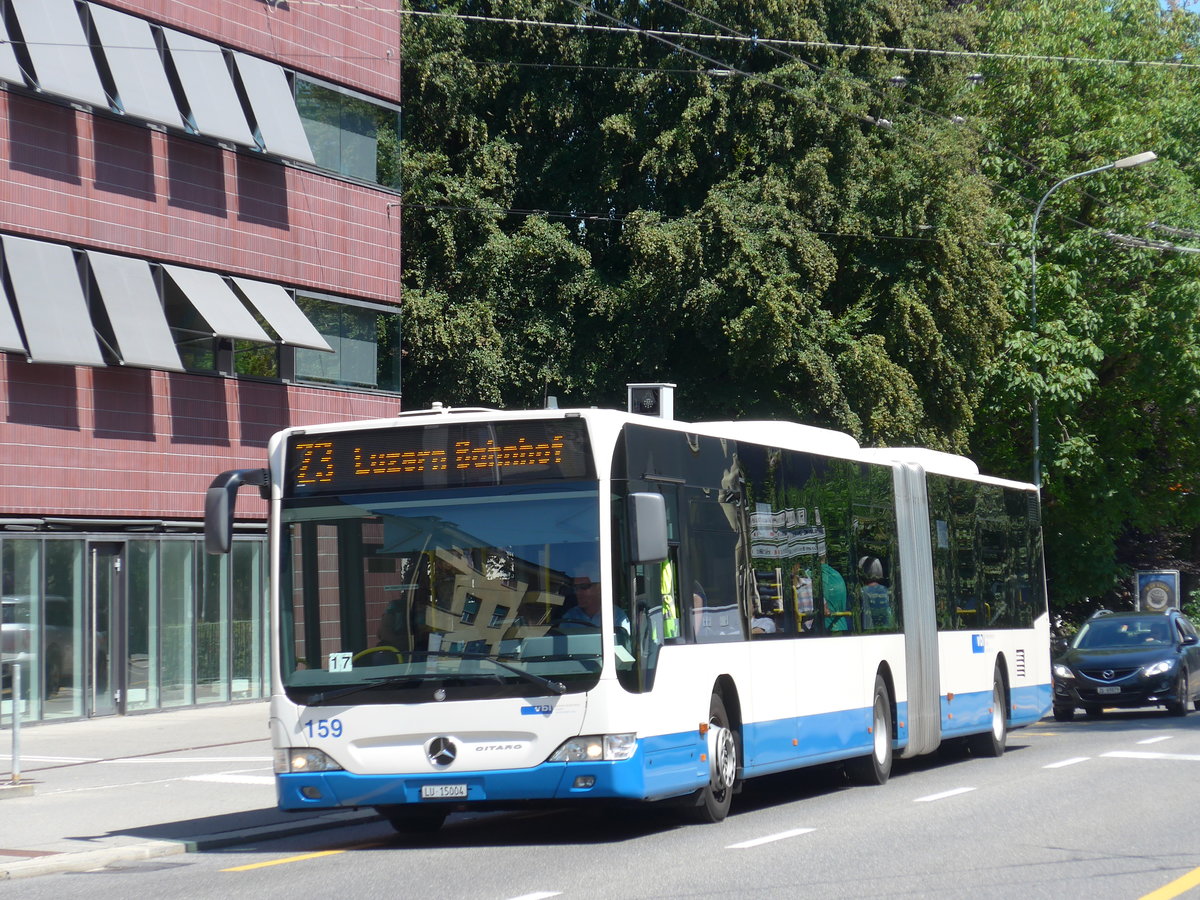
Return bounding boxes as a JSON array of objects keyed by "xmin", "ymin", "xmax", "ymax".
[{"xmin": 661, "ymin": 559, "xmax": 679, "ymax": 640}]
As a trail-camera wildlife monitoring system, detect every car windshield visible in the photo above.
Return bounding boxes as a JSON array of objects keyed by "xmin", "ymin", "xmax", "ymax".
[
  {"xmin": 279, "ymin": 482, "xmax": 605, "ymax": 702},
  {"xmin": 1073, "ymin": 617, "xmax": 1174, "ymax": 649}
]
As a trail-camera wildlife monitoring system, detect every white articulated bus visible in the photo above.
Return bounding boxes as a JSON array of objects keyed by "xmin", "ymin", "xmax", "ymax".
[{"xmin": 205, "ymin": 385, "xmax": 1051, "ymax": 832}]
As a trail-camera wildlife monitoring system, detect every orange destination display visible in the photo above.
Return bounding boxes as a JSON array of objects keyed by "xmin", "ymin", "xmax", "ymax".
[{"xmin": 284, "ymin": 418, "xmax": 593, "ymax": 496}]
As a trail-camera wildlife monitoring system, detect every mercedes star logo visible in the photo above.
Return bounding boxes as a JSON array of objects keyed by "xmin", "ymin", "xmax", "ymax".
[{"xmin": 427, "ymin": 737, "xmax": 457, "ymax": 767}]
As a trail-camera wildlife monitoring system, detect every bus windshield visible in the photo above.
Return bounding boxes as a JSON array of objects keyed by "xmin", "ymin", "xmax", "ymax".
[{"xmin": 279, "ymin": 482, "xmax": 604, "ymax": 703}]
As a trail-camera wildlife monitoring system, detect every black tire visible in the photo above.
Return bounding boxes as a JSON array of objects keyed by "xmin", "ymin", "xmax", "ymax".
[
  {"xmin": 1052, "ymin": 705, "xmax": 1074, "ymax": 722},
  {"xmin": 1168, "ymin": 670, "xmax": 1189, "ymax": 717},
  {"xmin": 846, "ymin": 675, "xmax": 893, "ymax": 786},
  {"xmin": 689, "ymin": 693, "xmax": 738, "ymax": 823},
  {"xmin": 967, "ymin": 668, "xmax": 1008, "ymax": 757},
  {"xmin": 376, "ymin": 805, "xmax": 448, "ymax": 835}
]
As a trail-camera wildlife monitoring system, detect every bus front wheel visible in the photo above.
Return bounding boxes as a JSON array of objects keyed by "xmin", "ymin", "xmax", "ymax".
[
  {"xmin": 690, "ymin": 693, "xmax": 738, "ymax": 823},
  {"xmin": 846, "ymin": 675, "xmax": 893, "ymax": 786}
]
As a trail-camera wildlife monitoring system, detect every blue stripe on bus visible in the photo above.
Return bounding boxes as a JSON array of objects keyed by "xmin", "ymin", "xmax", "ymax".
[
  {"xmin": 941, "ymin": 683, "xmax": 1052, "ymax": 737},
  {"xmin": 276, "ymin": 737, "xmax": 706, "ymax": 810},
  {"xmin": 276, "ymin": 684, "xmax": 1050, "ymax": 811}
]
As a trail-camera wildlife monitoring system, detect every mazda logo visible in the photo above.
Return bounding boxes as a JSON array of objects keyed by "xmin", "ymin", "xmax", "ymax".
[
  {"xmin": 427, "ymin": 737, "xmax": 457, "ymax": 767},
  {"xmin": 1103, "ymin": 669, "xmax": 1115, "ymax": 680}
]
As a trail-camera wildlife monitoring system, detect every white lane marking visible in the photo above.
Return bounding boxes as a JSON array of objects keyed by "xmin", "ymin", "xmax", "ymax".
[
  {"xmin": 726, "ymin": 827, "xmax": 816, "ymax": 849},
  {"xmin": 1044, "ymin": 757, "xmax": 1090, "ymax": 769},
  {"xmin": 0, "ymin": 755, "xmax": 100, "ymax": 763},
  {"xmin": 506, "ymin": 894, "xmax": 562, "ymax": 900},
  {"xmin": 186, "ymin": 774, "xmax": 275, "ymax": 785},
  {"xmin": 1137, "ymin": 735, "xmax": 1173, "ymax": 745},
  {"xmin": 1104, "ymin": 750, "xmax": 1200, "ymax": 762},
  {"xmin": 915, "ymin": 787, "xmax": 975, "ymax": 803}
]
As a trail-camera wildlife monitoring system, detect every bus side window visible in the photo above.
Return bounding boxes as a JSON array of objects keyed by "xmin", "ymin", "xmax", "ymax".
[{"xmin": 821, "ymin": 563, "xmax": 851, "ymax": 634}]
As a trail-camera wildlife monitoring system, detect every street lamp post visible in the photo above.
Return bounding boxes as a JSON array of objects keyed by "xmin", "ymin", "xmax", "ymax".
[{"xmin": 1029, "ymin": 150, "xmax": 1157, "ymax": 490}]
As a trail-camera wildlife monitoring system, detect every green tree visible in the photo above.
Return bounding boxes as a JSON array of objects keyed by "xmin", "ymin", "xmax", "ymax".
[
  {"xmin": 973, "ymin": 0, "xmax": 1200, "ymax": 615},
  {"xmin": 400, "ymin": 0, "xmax": 1005, "ymax": 448}
]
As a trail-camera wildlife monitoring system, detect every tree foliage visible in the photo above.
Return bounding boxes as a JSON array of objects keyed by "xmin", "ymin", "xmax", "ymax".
[
  {"xmin": 972, "ymin": 0, "xmax": 1200, "ymax": 612},
  {"xmin": 397, "ymin": 0, "xmax": 1200, "ymax": 615}
]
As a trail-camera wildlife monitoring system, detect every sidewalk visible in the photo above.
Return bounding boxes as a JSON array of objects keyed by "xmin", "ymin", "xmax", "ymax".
[{"xmin": 0, "ymin": 702, "xmax": 375, "ymax": 880}]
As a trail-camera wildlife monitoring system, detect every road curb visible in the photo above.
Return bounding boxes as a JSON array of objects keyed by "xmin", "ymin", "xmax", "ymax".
[
  {"xmin": 0, "ymin": 783, "xmax": 34, "ymax": 800},
  {"xmin": 0, "ymin": 809, "xmax": 381, "ymax": 880}
]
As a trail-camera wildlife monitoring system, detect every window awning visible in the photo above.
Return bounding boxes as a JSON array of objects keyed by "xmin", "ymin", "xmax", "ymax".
[
  {"xmin": 232, "ymin": 52, "xmax": 315, "ymax": 164},
  {"xmin": 1, "ymin": 235, "xmax": 105, "ymax": 366},
  {"xmin": 0, "ymin": 277, "xmax": 25, "ymax": 353},
  {"xmin": 161, "ymin": 265, "xmax": 272, "ymax": 344},
  {"xmin": 86, "ymin": 251, "xmax": 184, "ymax": 371},
  {"xmin": 86, "ymin": 3, "xmax": 183, "ymax": 130},
  {"xmin": 231, "ymin": 278, "xmax": 332, "ymax": 352},
  {"xmin": 0, "ymin": 15, "xmax": 23, "ymax": 86},
  {"xmin": 160, "ymin": 28, "xmax": 255, "ymax": 147},
  {"xmin": 11, "ymin": 0, "xmax": 110, "ymax": 110}
]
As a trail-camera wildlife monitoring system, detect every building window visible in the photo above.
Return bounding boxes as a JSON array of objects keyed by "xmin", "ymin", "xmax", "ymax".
[
  {"xmin": 294, "ymin": 295, "xmax": 401, "ymax": 392},
  {"xmin": 295, "ymin": 77, "xmax": 400, "ymax": 188},
  {"xmin": 461, "ymin": 594, "xmax": 481, "ymax": 625}
]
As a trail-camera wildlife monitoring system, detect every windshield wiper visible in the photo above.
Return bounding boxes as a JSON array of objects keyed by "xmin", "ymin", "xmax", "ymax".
[
  {"xmin": 406, "ymin": 650, "xmax": 566, "ymax": 695},
  {"xmin": 305, "ymin": 673, "xmax": 444, "ymax": 706},
  {"xmin": 304, "ymin": 653, "xmax": 566, "ymax": 706}
]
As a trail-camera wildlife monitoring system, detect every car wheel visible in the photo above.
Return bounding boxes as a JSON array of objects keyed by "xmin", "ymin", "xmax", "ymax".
[
  {"xmin": 1168, "ymin": 670, "xmax": 1189, "ymax": 717},
  {"xmin": 1052, "ymin": 705, "xmax": 1074, "ymax": 722}
]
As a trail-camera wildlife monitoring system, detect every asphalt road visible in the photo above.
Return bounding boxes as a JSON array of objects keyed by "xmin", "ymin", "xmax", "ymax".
[{"xmin": 5, "ymin": 709, "xmax": 1200, "ymax": 900}]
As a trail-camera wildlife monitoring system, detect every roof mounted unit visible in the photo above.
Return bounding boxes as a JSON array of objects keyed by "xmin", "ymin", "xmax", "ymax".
[{"xmin": 627, "ymin": 383, "xmax": 675, "ymax": 420}]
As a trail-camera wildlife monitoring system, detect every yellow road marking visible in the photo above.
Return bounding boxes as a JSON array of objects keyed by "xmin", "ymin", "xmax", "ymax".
[
  {"xmin": 222, "ymin": 850, "xmax": 345, "ymax": 871},
  {"xmin": 1139, "ymin": 865, "xmax": 1200, "ymax": 900}
]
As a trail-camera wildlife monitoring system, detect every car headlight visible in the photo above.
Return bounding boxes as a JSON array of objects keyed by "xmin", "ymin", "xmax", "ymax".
[
  {"xmin": 549, "ymin": 734, "xmax": 638, "ymax": 763},
  {"xmin": 275, "ymin": 748, "xmax": 344, "ymax": 773},
  {"xmin": 1053, "ymin": 663, "xmax": 1075, "ymax": 680},
  {"xmin": 1143, "ymin": 659, "xmax": 1177, "ymax": 678}
]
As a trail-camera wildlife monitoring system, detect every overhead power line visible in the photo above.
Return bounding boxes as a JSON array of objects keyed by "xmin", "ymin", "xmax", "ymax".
[{"xmin": 395, "ymin": 7, "xmax": 1200, "ymax": 72}]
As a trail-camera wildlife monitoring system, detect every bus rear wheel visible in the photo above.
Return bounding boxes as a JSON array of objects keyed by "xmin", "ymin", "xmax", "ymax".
[
  {"xmin": 689, "ymin": 693, "xmax": 738, "ymax": 823},
  {"xmin": 967, "ymin": 667, "xmax": 1008, "ymax": 757},
  {"xmin": 846, "ymin": 675, "xmax": 893, "ymax": 786},
  {"xmin": 376, "ymin": 805, "xmax": 448, "ymax": 835}
]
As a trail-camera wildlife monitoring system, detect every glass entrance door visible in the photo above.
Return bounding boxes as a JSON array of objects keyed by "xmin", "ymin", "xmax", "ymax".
[{"xmin": 89, "ymin": 543, "xmax": 126, "ymax": 716}]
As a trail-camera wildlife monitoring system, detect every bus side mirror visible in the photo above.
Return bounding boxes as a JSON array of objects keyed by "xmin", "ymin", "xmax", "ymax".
[
  {"xmin": 627, "ymin": 492, "xmax": 668, "ymax": 565},
  {"xmin": 205, "ymin": 468, "xmax": 269, "ymax": 554}
]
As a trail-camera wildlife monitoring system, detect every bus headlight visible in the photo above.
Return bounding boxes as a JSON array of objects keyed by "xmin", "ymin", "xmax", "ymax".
[
  {"xmin": 549, "ymin": 734, "xmax": 637, "ymax": 763},
  {"xmin": 275, "ymin": 748, "xmax": 344, "ymax": 773}
]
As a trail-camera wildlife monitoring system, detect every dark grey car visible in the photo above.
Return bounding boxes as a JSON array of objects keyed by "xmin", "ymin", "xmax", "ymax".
[{"xmin": 1052, "ymin": 610, "xmax": 1200, "ymax": 720}]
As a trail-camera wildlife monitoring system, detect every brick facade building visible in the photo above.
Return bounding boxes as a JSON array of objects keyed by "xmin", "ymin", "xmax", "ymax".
[{"xmin": 0, "ymin": 0, "xmax": 404, "ymax": 721}]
